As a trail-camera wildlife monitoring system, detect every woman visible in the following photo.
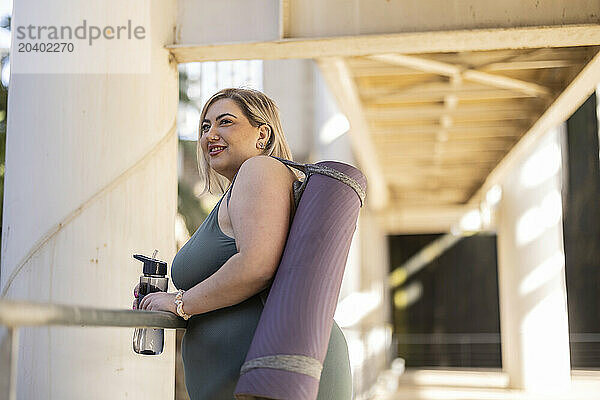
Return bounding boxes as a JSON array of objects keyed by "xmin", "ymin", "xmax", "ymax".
[{"xmin": 133, "ymin": 88, "xmax": 353, "ymax": 400}]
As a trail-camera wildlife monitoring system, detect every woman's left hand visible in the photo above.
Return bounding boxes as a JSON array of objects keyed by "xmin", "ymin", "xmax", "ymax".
[{"xmin": 137, "ymin": 292, "xmax": 178, "ymax": 315}]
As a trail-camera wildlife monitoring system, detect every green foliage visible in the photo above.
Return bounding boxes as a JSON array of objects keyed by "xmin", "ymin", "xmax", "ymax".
[
  {"xmin": 0, "ymin": 15, "xmax": 10, "ymax": 30},
  {"xmin": 177, "ymin": 68, "xmax": 208, "ymax": 234},
  {"xmin": 177, "ymin": 173, "xmax": 208, "ymax": 235},
  {"xmin": 179, "ymin": 68, "xmax": 192, "ymax": 104}
]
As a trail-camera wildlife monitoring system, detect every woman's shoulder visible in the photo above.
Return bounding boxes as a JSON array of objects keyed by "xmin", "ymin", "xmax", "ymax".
[
  {"xmin": 238, "ymin": 155, "xmax": 297, "ymax": 184},
  {"xmin": 240, "ymin": 154, "xmax": 287, "ymax": 170},
  {"xmin": 227, "ymin": 156, "xmax": 297, "ymax": 208}
]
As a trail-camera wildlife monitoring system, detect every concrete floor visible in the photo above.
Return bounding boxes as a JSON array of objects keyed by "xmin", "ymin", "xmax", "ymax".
[{"xmin": 362, "ymin": 368, "xmax": 600, "ymax": 400}]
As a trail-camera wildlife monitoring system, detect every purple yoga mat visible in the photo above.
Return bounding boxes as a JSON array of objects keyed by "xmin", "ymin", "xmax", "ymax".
[{"xmin": 234, "ymin": 160, "xmax": 367, "ymax": 400}]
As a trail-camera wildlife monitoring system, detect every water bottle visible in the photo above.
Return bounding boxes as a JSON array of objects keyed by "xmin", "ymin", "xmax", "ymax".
[{"xmin": 132, "ymin": 250, "xmax": 169, "ymax": 355}]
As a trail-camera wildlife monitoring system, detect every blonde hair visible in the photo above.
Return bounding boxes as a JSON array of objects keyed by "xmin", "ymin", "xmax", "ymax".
[{"xmin": 196, "ymin": 88, "xmax": 298, "ymax": 196}]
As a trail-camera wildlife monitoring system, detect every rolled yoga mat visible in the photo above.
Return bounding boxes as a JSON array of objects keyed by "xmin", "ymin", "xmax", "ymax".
[{"xmin": 234, "ymin": 159, "xmax": 367, "ymax": 400}]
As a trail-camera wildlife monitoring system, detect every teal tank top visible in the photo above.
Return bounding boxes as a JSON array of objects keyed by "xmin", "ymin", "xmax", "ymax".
[
  {"xmin": 171, "ymin": 161, "xmax": 353, "ymax": 400},
  {"xmin": 172, "ymin": 185, "xmax": 239, "ymax": 291}
]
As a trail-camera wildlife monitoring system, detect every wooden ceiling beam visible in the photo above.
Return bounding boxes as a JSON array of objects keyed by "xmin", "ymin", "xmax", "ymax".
[
  {"xmin": 374, "ymin": 137, "xmax": 516, "ymax": 146},
  {"xmin": 482, "ymin": 59, "xmax": 579, "ymax": 71},
  {"xmin": 368, "ymin": 115, "xmax": 537, "ymax": 124},
  {"xmin": 363, "ymin": 89, "xmax": 540, "ymax": 104},
  {"xmin": 382, "ymin": 158, "xmax": 504, "ymax": 166},
  {"xmin": 375, "ymin": 135, "xmax": 520, "ymax": 144},
  {"xmin": 386, "ymin": 158, "xmax": 499, "ymax": 165},
  {"xmin": 393, "ymin": 188, "xmax": 481, "ymax": 197},
  {"xmin": 383, "ymin": 165, "xmax": 490, "ymax": 173},
  {"xmin": 347, "ymin": 54, "xmax": 582, "ymax": 77},
  {"xmin": 168, "ymin": 25, "xmax": 600, "ymax": 63},
  {"xmin": 386, "ymin": 171, "xmax": 492, "ymax": 186},
  {"xmin": 385, "ymin": 179, "xmax": 489, "ymax": 188},
  {"xmin": 370, "ymin": 121, "xmax": 527, "ymax": 134},
  {"xmin": 349, "ymin": 65, "xmax": 432, "ymax": 78},
  {"xmin": 369, "ymin": 54, "xmax": 459, "ymax": 76},
  {"xmin": 369, "ymin": 53, "xmax": 552, "ymax": 97},
  {"xmin": 366, "ymin": 101, "xmax": 542, "ymax": 114},
  {"xmin": 357, "ymin": 81, "xmax": 559, "ymax": 102},
  {"xmin": 377, "ymin": 136, "xmax": 515, "ymax": 144},
  {"xmin": 393, "ymin": 199, "xmax": 467, "ymax": 206},
  {"xmin": 370, "ymin": 118, "xmax": 530, "ymax": 128},
  {"xmin": 393, "ymin": 191, "xmax": 470, "ymax": 203},
  {"xmin": 402, "ymin": 47, "xmax": 588, "ymax": 69},
  {"xmin": 382, "ymin": 155, "xmax": 503, "ymax": 164},
  {"xmin": 389, "ymin": 171, "xmax": 484, "ymax": 179},
  {"xmin": 463, "ymin": 69, "xmax": 551, "ymax": 97},
  {"xmin": 383, "ymin": 147, "xmax": 506, "ymax": 153},
  {"xmin": 372, "ymin": 131, "xmax": 522, "ymax": 141},
  {"xmin": 384, "ymin": 159, "xmax": 498, "ymax": 167},
  {"xmin": 376, "ymin": 205, "xmax": 471, "ymax": 234},
  {"xmin": 377, "ymin": 143, "xmax": 513, "ymax": 153},
  {"xmin": 386, "ymin": 176, "xmax": 485, "ymax": 186},
  {"xmin": 365, "ymin": 107, "xmax": 540, "ymax": 121}
]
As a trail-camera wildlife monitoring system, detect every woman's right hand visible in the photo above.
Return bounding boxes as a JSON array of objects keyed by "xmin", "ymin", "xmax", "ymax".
[{"xmin": 132, "ymin": 283, "xmax": 140, "ymax": 310}]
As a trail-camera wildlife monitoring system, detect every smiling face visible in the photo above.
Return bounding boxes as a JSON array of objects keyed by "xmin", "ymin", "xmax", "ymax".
[{"xmin": 199, "ymin": 98, "xmax": 269, "ymax": 181}]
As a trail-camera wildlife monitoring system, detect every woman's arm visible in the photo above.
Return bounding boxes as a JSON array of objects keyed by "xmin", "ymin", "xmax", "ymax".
[
  {"xmin": 178, "ymin": 155, "xmax": 294, "ymax": 316},
  {"xmin": 137, "ymin": 156, "xmax": 293, "ymax": 314}
]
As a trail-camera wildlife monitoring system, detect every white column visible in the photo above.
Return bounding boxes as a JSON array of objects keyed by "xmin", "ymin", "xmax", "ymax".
[
  {"xmin": 311, "ymin": 61, "xmax": 356, "ymax": 165},
  {"xmin": 496, "ymin": 124, "xmax": 571, "ymax": 393},
  {"xmin": 262, "ymin": 59, "xmax": 314, "ymax": 162},
  {"xmin": 1, "ymin": 1, "xmax": 178, "ymax": 399}
]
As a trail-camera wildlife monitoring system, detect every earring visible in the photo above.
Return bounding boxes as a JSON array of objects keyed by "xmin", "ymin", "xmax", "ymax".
[{"xmin": 258, "ymin": 142, "xmax": 265, "ymax": 149}]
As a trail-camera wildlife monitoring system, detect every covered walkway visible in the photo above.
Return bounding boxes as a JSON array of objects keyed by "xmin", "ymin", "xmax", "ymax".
[{"xmin": 2, "ymin": 1, "xmax": 600, "ymax": 399}]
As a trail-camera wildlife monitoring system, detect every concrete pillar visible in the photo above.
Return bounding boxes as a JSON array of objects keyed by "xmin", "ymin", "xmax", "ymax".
[
  {"xmin": 311, "ymin": 61, "xmax": 356, "ymax": 166},
  {"xmin": 262, "ymin": 59, "xmax": 314, "ymax": 162},
  {"xmin": 1, "ymin": 1, "xmax": 179, "ymax": 399},
  {"xmin": 496, "ymin": 124, "xmax": 571, "ymax": 393}
]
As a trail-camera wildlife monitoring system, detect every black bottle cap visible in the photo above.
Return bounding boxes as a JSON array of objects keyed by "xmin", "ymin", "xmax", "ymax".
[{"xmin": 133, "ymin": 254, "xmax": 167, "ymax": 276}]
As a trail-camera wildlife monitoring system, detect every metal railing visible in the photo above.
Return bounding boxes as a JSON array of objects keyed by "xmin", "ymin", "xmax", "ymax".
[
  {"xmin": 392, "ymin": 332, "xmax": 600, "ymax": 369},
  {"xmin": 0, "ymin": 299, "xmax": 187, "ymax": 400},
  {"xmin": 392, "ymin": 333, "xmax": 502, "ymax": 368}
]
